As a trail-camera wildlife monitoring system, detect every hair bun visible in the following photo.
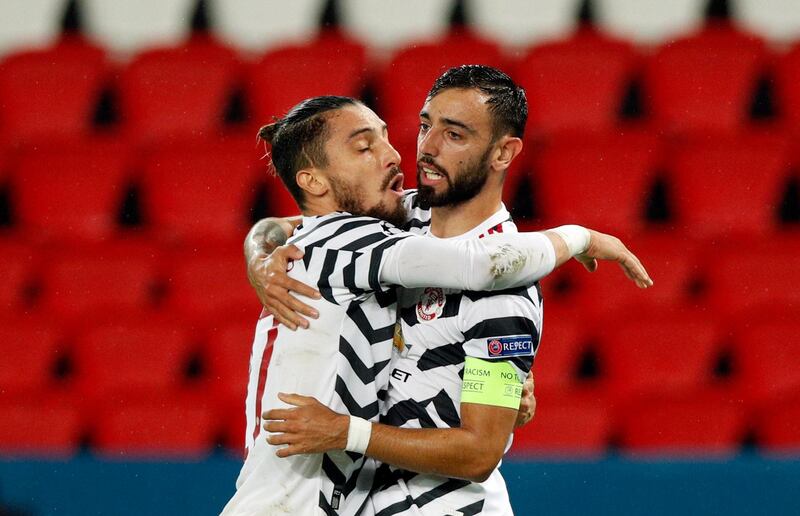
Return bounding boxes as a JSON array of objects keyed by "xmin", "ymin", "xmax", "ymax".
[{"xmin": 258, "ymin": 122, "xmax": 280, "ymax": 144}]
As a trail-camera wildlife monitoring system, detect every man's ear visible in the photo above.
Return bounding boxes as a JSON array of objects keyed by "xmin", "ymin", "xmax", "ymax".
[
  {"xmin": 492, "ymin": 136, "xmax": 523, "ymax": 172},
  {"xmin": 296, "ymin": 168, "xmax": 329, "ymax": 198}
]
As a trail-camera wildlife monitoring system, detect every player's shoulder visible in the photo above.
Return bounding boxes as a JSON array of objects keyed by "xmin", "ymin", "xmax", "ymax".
[
  {"xmin": 402, "ymin": 189, "xmax": 432, "ymax": 234},
  {"xmin": 290, "ymin": 212, "xmax": 407, "ymax": 251}
]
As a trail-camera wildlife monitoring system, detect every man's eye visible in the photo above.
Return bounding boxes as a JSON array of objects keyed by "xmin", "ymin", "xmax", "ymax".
[
  {"xmin": 359, "ymin": 146, "xmax": 371, "ymax": 153},
  {"xmin": 447, "ymin": 131, "xmax": 461, "ymax": 140},
  {"xmin": 419, "ymin": 123, "xmax": 430, "ymax": 132}
]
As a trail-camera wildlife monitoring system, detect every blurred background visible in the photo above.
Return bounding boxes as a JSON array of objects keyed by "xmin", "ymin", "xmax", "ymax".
[{"xmin": 0, "ymin": 0, "xmax": 799, "ymax": 514}]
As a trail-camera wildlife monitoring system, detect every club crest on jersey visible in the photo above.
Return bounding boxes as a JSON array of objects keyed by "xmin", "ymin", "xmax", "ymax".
[
  {"xmin": 487, "ymin": 336, "xmax": 533, "ymax": 357},
  {"xmin": 416, "ymin": 287, "xmax": 445, "ymax": 322}
]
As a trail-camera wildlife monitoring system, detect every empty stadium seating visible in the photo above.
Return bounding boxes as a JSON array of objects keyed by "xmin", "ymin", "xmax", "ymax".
[
  {"xmin": 515, "ymin": 30, "xmax": 638, "ymax": 135},
  {"xmin": 757, "ymin": 398, "xmax": 800, "ymax": 452},
  {"xmin": 619, "ymin": 394, "xmax": 748, "ymax": 455},
  {"xmin": 162, "ymin": 248, "xmax": 261, "ymax": 322},
  {"xmin": 117, "ymin": 39, "xmax": 240, "ymax": 143},
  {"xmin": 245, "ymin": 33, "xmax": 367, "ymax": 126},
  {"xmin": 72, "ymin": 320, "xmax": 195, "ymax": 398},
  {"xmin": 91, "ymin": 394, "xmax": 217, "ymax": 457},
  {"xmin": 643, "ymin": 25, "xmax": 766, "ymax": 135},
  {"xmin": 598, "ymin": 314, "xmax": 724, "ymax": 402},
  {"xmin": 12, "ymin": 140, "xmax": 131, "ymax": 241},
  {"xmin": 774, "ymin": 44, "xmax": 800, "ymax": 129},
  {"xmin": 510, "ymin": 390, "xmax": 611, "ymax": 456},
  {"xmin": 0, "ymin": 38, "xmax": 107, "ymax": 145},
  {"xmin": 732, "ymin": 318, "xmax": 800, "ymax": 406},
  {"xmin": 531, "ymin": 131, "xmax": 662, "ymax": 236},
  {"xmin": 0, "ymin": 318, "xmax": 63, "ymax": 395},
  {"xmin": 0, "ymin": 240, "xmax": 35, "ymax": 313},
  {"xmin": 37, "ymin": 241, "xmax": 161, "ymax": 323},
  {"xmin": 140, "ymin": 140, "xmax": 261, "ymax": 243},
  {"xmin": 668, "ymin": 133, "xmax": 791, "ymax": 237},
  {"xmin": 0, "ymin": 398, "xmax": 82, "ymax": 457}
]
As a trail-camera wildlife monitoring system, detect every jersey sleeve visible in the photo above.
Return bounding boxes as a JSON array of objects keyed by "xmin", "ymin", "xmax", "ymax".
[
  {"xmin": 459, "ymin": 287, "xmax": 543, "ymax": 380},
  {"xmin": 312, "ymin": 219, "xmax": 411, "ymax": 299}
]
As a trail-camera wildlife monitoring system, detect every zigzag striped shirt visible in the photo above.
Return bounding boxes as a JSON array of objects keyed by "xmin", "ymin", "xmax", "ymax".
[
  {"xmin": 223, "ymin": 213, "xmax": 416, "ymax": 516},
  {"xmin": 370, "ymin": 192, "xmax": 543, "ymax": 516}
]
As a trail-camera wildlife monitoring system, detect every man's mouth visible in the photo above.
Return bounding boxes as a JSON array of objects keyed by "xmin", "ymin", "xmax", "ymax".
[
  {"xmin": 418, "ymin": 161, "xmax": 448, "ymax": 184},
  {"xmin": 387, "ymin": 173, "xmax": 404, "ymax": 192}
]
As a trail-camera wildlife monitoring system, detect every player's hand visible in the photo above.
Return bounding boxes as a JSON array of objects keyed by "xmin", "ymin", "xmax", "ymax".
[
  {"xmin": 262, "ymin": 393, "xmax": 349, "ymax": 457},
  {"xmin": 575, "ymin": 230, "xmax": 653, "ymax": 289},
  {"xmin": 514, "ymin": 373, "xmax": 536, "ymax": 429},
  {"xmin": 247, "ymin": 245, "xmax": 321, "ymax": 330}
]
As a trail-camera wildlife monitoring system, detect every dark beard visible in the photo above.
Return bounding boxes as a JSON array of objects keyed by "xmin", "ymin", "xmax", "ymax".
[
  {"xmin": 416, "ymin": 146, "xmax": 492, "ymax": 208},
  {"xmin": 331, "ymin": 168, "xmax": 409, "ymax": 228}
]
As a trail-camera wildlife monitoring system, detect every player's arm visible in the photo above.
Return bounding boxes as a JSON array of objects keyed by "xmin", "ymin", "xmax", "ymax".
[
  {"xmin": 244, "ymin": 216, "xmax": 323, "ymax": 330},
  {"xmin": 379, "ymin": 226, "xmax": 652, "ymax": 291},
  {"xmin": 263, "ymin": 359, "xmax": 523, "ymax": 483}
]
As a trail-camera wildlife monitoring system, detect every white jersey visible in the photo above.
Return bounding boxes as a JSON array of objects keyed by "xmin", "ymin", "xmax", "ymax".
[
  {"xmin": 223, "ymin": 213, "xmax": 413, "ymax": 516},
  {"xmin": 371, "ymin": 193, "xmax": 543, "ymax": 516}
]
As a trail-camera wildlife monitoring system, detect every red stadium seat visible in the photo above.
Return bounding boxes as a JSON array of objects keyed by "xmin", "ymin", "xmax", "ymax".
[
  {"xmin": 0, "ymin": 398, "xmax": 82, "ymax": 457},
  {"xmin": 0, "ymin": 318, "xmax": 62, "ymax": 395},
  {"xmin": 73, "ymin": 319, "xmax": 194, "ymax": 398},
  {"xmin": 532, "ymin": 131, "xmax": 662, "ymax": 236},
  {"xmin": 598, "ymin": 314, "xmax": 724, "ymax": 402},
  {"xmin": 140, "ymin": 139, "xmax": 261, "ymax": 243},
  {"xmin": 378, "ymin": 32, "xmax": 504, "ymax": 150},
  {"xmin": 704, "ymin": 237, "xmax": 800, "ymax": 317},
  {"xmin": 732, "ymin": 318, "xmax": 800, "ymax": 406},
  {"xmin": 510, "ymin": 389, "xmax": 611, "ymax": 456},
  {"xmin": 757, "ymin": 398, "xmax": 800, "ymax": 452},
  {"xmin": 245, "ymin": 33, "xmax": 367, "ymax": 125},
  {"xmin": 0, "ymin": 38, "xmax": 107, "ymax": 145},
  {"xmin": 92, "ymin": 393, "xmax": 217, "ymax": 457},
  {"xmin": 570, "ymin": 233, "xmax": 703, "ymax": 319},
  {"xmin": 515, "ymin": 30, "xmax": 638, "ymax": 135},
  {"xmin": 643, "ymin": 25, "xmax": 766, "ymax": 135},
  {"xmin": 38, "ymin": 241, "xmax": 160, "ymax": 322},
  {"xmin": 620, "ymin": 393, "xmax": 747, "ymax": 455},
  {"xmin": 13, "ymin": 140, "xmax": 132, "ymax": 241},
  {"xmin": 205, "ymin": 319, "xmax": 255, "ymax": 450},
  {"xmin": 163, "ymin": 247, "xmax": 261, "ymax": 322},
  {"xmin": 118, "ymin": 38, "xmax": 240, "ymax": 143},
  {"xmin": 669, "ymin": 133, "xmax": 791, "ymax": 237},
  {"xmin": 0, "ymin": 239, "xmax": 35, "ymax": 313},
  {"xmin": 533, "ymin": 304, "xmax": 592, "ymax": 392},
  {"xmin": 774, "ymin": 44, "xmax": 800, "ymax": 131}
]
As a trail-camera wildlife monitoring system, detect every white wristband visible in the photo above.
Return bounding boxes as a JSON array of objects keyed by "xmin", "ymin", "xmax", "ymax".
[
  {"xmin": 345, "ymin": 416, "xmax": 372, "ymax": 454},
  {"xmin": 550, "ymin": 225, "xmax": 591, "ymax": 256}
]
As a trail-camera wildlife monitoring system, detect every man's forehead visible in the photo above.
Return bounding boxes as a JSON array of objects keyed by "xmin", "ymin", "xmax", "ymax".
[
  {"xmin": 327, "ymin": 104, "xmax": 385, "ymax": 136},
  {"xmin": 422, "ymin": 88, "xmax": 491, "ymax": 126}
]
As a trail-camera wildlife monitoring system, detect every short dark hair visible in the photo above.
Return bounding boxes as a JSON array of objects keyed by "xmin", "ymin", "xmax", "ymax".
[
  {"xmin": 426, "ymin": 65, "xmax": 528, "ymax": 140},
  {"xmin": 258, "ymin": 96, "xmax": 359, "ymax": 209}
]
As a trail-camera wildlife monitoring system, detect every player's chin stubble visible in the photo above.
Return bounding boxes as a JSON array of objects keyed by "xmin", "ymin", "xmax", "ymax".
[
  {"xmin": 417, "ymin": 147, "xmax": 492, "ymax": 208},
  {"xmin": 331, "ymin": 169, "xmax": 408, "ymax": 228}
]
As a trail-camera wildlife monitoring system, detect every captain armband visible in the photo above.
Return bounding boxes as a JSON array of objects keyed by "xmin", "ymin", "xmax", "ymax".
[{"xmin": 461, "ymin": 357, "xmax": 524, "ymax": 410}]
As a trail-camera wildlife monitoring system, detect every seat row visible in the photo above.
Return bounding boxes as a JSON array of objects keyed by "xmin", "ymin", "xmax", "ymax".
[
  {"xmin": 3, "ymin": 27, "xmax": 800, "ymax": 147},
  {"xmin": 0, "ymin": 132, "xmax": 798, "ymax": 243},
  {"xmin": 1, "ymin": 314, "xmax": 799, "ymax": 458},
  {"xmin": 3, "ymin": 0, "xmax": 800, "ymax": 57}
]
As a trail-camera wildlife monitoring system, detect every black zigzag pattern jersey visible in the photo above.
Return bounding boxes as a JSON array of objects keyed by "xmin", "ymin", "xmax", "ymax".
[
  {"xmin": 372, "ymin": 193, "xmax": 543, "ymax": 516},
  {"xmin": 224, "ymin": 212, "xmax": 416, "ymax": 516}
]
